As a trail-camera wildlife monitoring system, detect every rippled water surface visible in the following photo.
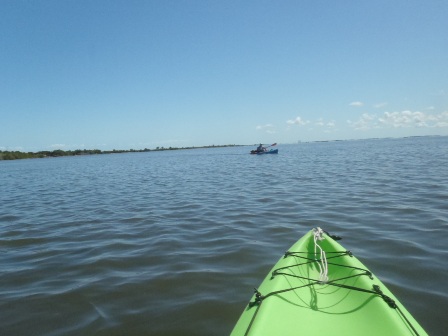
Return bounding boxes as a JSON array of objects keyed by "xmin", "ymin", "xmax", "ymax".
[{"xmin": 1, "ymin": 137, "xmax": 447, "ymax": 335}]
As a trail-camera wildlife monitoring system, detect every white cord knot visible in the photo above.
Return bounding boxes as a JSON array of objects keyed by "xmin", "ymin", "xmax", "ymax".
[{"xmin": 313, "ymin": 227, "xmax": 329, "ymax": 283}]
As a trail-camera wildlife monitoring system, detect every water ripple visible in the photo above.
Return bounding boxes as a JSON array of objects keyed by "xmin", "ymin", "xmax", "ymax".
[{"xmin": 1, "ymin": 138, "xmax": 447, "ymax": 335}]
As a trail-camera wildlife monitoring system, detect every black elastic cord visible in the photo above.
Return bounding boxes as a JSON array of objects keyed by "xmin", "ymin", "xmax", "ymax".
[
  {"xmin": 245, "ymin": 282, "xmax": 317, "ymax": 336},
  {"xmin": 243, "ymin": 250, "xmax": 421, "ymax": 336}
]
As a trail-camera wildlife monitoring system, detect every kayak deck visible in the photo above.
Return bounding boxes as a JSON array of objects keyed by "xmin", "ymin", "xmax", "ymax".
[{"xmin": 231, "ymin": 229, "xmax": 427, "ymax": 336}]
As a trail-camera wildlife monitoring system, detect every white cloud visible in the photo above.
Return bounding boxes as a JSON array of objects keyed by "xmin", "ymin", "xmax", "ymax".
[
  {"xmin": 256, "ymin": 124, "xmax": 276, "ymax": 134},
  {"xmin": 287, "ymin": 117, "xmax": 336, "ymax": 133},
  {"xmin": 314, "ymin": 118, "xmax": 335, "ymax": 128},
  {"xmin": 348, "ymin": 113, "xmax": 377, "ymax": 130},
  {"xmin": 349, "ymin": 101, "xmax": 364, "ymax": 107},
  {"xmin": 348, "ymin": 110, "xmax": 448, "ymax": 130},
  {"xmin": 286, "ymin": 116, "xmax": 309, "ymax": 126},
  {"xmin": 378, "ymin": 111, "xmax": 424, "ymax": 127}
]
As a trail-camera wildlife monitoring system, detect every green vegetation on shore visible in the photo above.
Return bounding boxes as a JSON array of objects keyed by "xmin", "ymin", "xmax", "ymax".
[{"xmin": 0, "ymin": 145, "xmax": 241, "ymax": 160}]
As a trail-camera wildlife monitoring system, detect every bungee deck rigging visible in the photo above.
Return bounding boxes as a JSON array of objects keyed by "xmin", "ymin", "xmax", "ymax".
[{"xmin": 231, "ymin": 228, "xmax": 427, "ymax": 336}]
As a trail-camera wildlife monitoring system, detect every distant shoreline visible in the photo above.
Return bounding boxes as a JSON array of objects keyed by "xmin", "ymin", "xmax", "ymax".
[
  {"xmin": 1, "ymin": 135, "xmax": 445, "ymax": 160},
  {"xmin": 0, "ymin": 144, "xmax": 244, "ymax": 161}
]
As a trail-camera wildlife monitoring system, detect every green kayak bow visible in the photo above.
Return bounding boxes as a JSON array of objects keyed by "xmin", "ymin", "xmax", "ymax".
[{"xmin": 231, "ymin": 228, "xmax": 427, "ymax": 336}]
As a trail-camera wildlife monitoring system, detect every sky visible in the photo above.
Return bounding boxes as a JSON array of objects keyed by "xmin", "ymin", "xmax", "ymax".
[{"xmin": 1, "ymin": 0, "xmax": 447, "ymax": 152}]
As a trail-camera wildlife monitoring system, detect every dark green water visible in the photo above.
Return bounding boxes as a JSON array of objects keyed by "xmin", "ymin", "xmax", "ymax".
[{"xmin": 1, "ymin": 137, "xmax": 447, "ymax": 335}]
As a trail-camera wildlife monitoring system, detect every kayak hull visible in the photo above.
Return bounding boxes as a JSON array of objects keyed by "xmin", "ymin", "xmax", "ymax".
[
  {"xmin": 250, "ymin": 149, "xmax": 278, "ymax": 154},
  {"xmin": 231, "ymin": 229, "xmax": 427, "ymax": 336}
]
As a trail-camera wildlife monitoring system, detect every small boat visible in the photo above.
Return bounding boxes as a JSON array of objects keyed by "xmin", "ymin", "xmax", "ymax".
[
  {"xmin": 250, "ymin": 149, "xmax": 278, "ymax": 155},
  {"xmin": 231, "ymin": 228, "xmax": 427, "ymax": 335}
]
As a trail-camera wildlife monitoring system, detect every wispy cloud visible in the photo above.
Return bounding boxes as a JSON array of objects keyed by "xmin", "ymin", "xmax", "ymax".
[
  {"xmin": 349, "ymin": 101, "xmax": 364, "ymax": 107},
  {"xmin": 0, "ymin": 146, "xmax": 24, "ymax": 151},
  {"xmin": 287, "ymin": 116, "xmax": 336, "ymax": 133},
  {"xmin": 315, "ymin": 118, "xmax": 335, "ymax": 128},
  {"xmin": 286, "ymin": 117, "xmax": 310, "ymax": 126},
  {"xmin": 315, "ymin": 118, "xmax": 325, "ymax": 127},
  {"xmin": 347, "ymin": 113, "xmax": 377, "ymax": 130},
  {"xmin": 348, "ymin": 111, "xmax": 448, "ymax": 130},
  {"xmin": 256, "ymin": 124, "xmax": 276, "ymax": 134},
  {"xmin": 374, "ymin": 102, "xmax": 388, "ymax": 109},
  {"xmin": 50, "ymin": 144, "xmax": 66, "ymax": 149}
]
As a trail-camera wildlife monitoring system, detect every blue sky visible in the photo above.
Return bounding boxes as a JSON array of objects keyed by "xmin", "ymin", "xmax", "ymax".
[{"xmin": 1, "ymin": 0, "xmax": 447, "ymax": 151}]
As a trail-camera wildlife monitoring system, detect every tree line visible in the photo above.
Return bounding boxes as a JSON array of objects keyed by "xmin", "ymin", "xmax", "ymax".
[
  {"xmin": 0, "ymin": 145, "xmax": 240, "ymax": 160},
  {"xmin": 0, "ymin": 149, "xmax": 104, "ymax": 160}
]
